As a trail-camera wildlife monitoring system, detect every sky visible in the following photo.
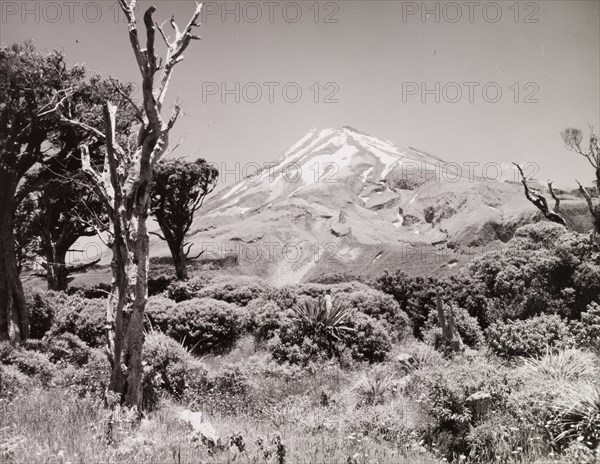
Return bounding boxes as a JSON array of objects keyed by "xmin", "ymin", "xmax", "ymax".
[{"xmin": 1, "ymin": 0, "xmax": 599, "ymax": 187}]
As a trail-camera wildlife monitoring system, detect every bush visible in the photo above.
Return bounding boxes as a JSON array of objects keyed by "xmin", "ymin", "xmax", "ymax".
[
  {"xmin": 572, "ymin": 302, "xmax": 600, "ymax": 352},
  {"xmin": 485, "ymin": 314, "xmax": 575, "ymax": 359},
  {"xmin": 0, "ymin": 364, "xmax": 33, "ymax": 399},
  {"xmin": 246, "ymin": 298, "xmax": 294, "ymax": 343},
  {"xmin": 142, "ymin": 332, "xmax": 207, "ymax": 408},
  {"xmin": 410, "ymin": 357, "xmax": 520, "ymax": 460},
  {"xmin": 147, "ymin": 298, "xmax": 247, "ymax": 354},
  {"xmin": 345, "ymin": 312, "xmax": 392, "ymax": 363},
  {"xmin": 521, "ymin": 349, "xmax": 597, "ymax": 383},
  {"xmin": 49, "ymin": 294, "xmax": 106, "ymax": 347},
  {"xmin": 337, "ymin": 289, "xmax": 411, "ymax": 341},
  {"xmin": 0, "ymin": 342, "xmax": 56, "ymax": 385},
  {"xmin": 266, "ymin": 309, "xmax": 392, "ymax": 365},
  {"xmin": 27, "ymin": 333, "xmax": 91, "ymax": 367},
  {"xmin": 25, "ymin": 288, "xmax": 55, "ymax": 339},
  {"xmin": 164, "ymin": 273, "xmax": 214, "ymax": 302},
  {"xmin": 548, "ymin": 381, "xmax": 600, "ymax": 450},
  {"xmin": 55, "ymin": 348, "xmax": 110, "ymax": 397},
  {"xmin": 422, "ymin": 304, "xmax": 484, "ymax": 349},
  {"xmin": 195, "ymin": 277, "xmax": 272, "ymax": 306}
]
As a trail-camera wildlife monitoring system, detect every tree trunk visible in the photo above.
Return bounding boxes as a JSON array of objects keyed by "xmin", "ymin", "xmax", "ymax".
[
  {"xmin": 173, "ymin": 243, "xmax": 188, "ymax": 281},
  {"xmin": 0, "ymin": 178, "xmax": 28, "ymax": 342},
  {"xmin": 45, "ymin": 252, "xmax": 69, "ymax": 292}
]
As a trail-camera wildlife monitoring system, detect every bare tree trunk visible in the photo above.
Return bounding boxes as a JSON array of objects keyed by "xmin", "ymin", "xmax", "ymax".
[
  {"xmin": 0, "ymin": 176, "xmax": 28, "ymax": 341},
  {"xmin": 44, "ymin": 248, "xmax": 68, "ymax": 292},
  {"xmin": 173, "ymin": 243, "xmax": 189, "ymax": 281},
  {"xmin": 63, "ymin": 1, "xmax": 204, "ymax": 411}
]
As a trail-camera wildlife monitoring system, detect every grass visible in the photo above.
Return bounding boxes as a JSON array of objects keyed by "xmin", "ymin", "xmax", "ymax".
[{"xmin": 0, "ymin": 388, "xmax": 441, "ymax": 464}]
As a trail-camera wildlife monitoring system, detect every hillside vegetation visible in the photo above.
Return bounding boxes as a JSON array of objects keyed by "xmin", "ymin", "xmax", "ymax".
[{"xmin": 2, "ymin": 222, "xmax": 599, "ymax": 463}]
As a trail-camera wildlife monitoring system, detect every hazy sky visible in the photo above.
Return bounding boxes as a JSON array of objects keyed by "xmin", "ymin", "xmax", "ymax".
[{"xmin": 2, "ymin": 0, "xmax": 599, "ymax": 187}]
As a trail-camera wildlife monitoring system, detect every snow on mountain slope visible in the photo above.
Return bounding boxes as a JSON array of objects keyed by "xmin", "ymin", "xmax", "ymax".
[{"xmin": 148, "ymin": 127, "xmax": 590, "ymax": 284}]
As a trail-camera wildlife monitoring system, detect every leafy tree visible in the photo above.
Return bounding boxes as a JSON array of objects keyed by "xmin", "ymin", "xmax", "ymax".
[
  {"xmin": 0, "ymin": 42, "xmax": 137, "ymax": 341},
  {"xmin": 150, "ymin": 159, "xmax": 218, "ymax": 280},
  {"xmin": 31, "ymin": 175, "xmax": 105, "ymax": 291},
  {"xmin": 0, "ymin": 43, "xmax": 87, "ymax": 341}
]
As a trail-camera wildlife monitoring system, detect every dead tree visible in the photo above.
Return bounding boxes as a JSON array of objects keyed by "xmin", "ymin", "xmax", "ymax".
[
  {"xmin": 61, "ymin": 1, "xmax": 203, "ymax": 410},
  {"xmin": 436, "ymin": 292, "xmax": 462, "ymax": 354},
  {"xmin": 513, "ymin": 162, "xmax": 567, "ymax": 227},
  {"xmin": 562, "ymin": 128, "xmax": 600, "ymax": 236}
]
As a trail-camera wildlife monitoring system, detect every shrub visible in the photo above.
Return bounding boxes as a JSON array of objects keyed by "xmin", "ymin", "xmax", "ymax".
[
  {"xmin": 29, "ymin": 333, "xmax": 91, "ymax": 367},
  {"xmin": 25, "ymin": 288, "xmax": 55, "ymax": 339},
  {"xmin": 422, "ymin": 304, "xmax": 484, "ymax": 349},
  {"xmin": 291, "ymin": 297, "xmax": 355, "ymax": 355},
  {"xmin": 142, "ymin": 332, "xmax": 208, "ymax": 408},
  {"xmin": 49, "ymin": 294, "xmax": 106, "ymax": 347},
  {"xmin": 196, "ymin": 277, "xmax": 272, "ymax": 306},
  {"xmin": 55, "ymin": 348, "xmax": 110, "ymax": 397},
  {"xmin": 147, "ymin": 298, "xmax": 247, "ymax": 354},
  {"xmin": 164, "ymin": 273, "xmax": 214, "ymax": 302},
  {"xmin": 548, "ymin": 381, "xmax": 600, "ymax": 450},
  {"xmin": 521, "ymin": 349, "xmax": 598, "ymax": 382},
  {"xmin": 0, "ymin": 342, "xmax": 56, "ymax": 385},
  {"xmin": 485, "ymin": 314, "xmax": 574, "ymax": 359},
  {"xmin": 246, "ymin": 299, "xmax": 294, "ymax": 343},
  {"xmin": 345, "ymin": 312, "xmax": 392, "ymax": 363},
  {"xmin": 410, "ymin": 357, "xmax": 520, "ymax": 460},
  {"xmin": 338, "ymin": 289, "xmax": 411, "ymax": 340},
  {"xmin": 572, "ymin": 302, "xmax": 600, "ymax": 352},
  {"xmin": 145, "ymin": 295, "xmax": 177, "ymax": 330}
]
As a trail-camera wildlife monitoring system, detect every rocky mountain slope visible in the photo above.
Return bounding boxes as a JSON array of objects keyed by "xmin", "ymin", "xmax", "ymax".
[{"xmin": 149, "ymin": 127, "xmax": 590, "ymax": 284}]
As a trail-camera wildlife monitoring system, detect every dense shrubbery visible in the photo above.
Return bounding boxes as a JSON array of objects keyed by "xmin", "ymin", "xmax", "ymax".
[
  {"xmin": 49, "ymin": 294, "xmax": 106, "ymax": 347},
  {"xmin": 422, "ymin": 304, "xmax": 484, "ymax": 349},
  {"xmin": 571, "ymin": 302, "xmax": 600, "ymax": 352},
  {"xmin": 25, "ymin": 288, "xmax": 56, "ymax": 338},
  {"xmin": 485, "ymin": 315, "xmax": 574, "ymax": 359},
  {"xmin": 147, "ymin": 297, "xmax": 247, "ymax": 354},
  {"xmin": 410, "ymin": 356, "xmax": 521, "ymax": 459},
  {"xmin": 337, "ymin": 289, "xmax": 411, "ymax": 341}
]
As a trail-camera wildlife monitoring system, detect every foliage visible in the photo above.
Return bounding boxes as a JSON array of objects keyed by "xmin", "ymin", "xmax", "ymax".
[
  {"xmin": 410, "ymin": 356, "xmax": 520, "ymax": 460},
  {"xmin": 571, "ymin": 302, "xmax": 600, "ymax": 352},
  {"xmin": 49, "ymin": 294, "xmax": 106, "ymax": 347},
  {"xmin": 422, "ymin": 304, "xmax": 484, "ymax": 349},
  {"xmin": 25, "ymin": 288, "xmax": 55, "ymax": 339},
  {"xmin": 142, "ymin": 332, "xmax": 208, "ymax": 409},
  {"xmin": 150, "ymin": 158, "xmax": 219, "ymax": 280},
  {"xmin": 345, "ymin": 312, "xmax": 393, "ymax": 363},
  {"xmin": 146, "ymin": 298, "xmax": 247, "ymax": 354},
  {"xmin": 521, "ymin": 349, "xmax": 598, "ymax": 383},
  {"xmin": 38, "ymin": 333, "xmax": 91, "ymax": 367},
  {"xmin": 469, "ymin": 223, "xmax": 600, "ymax": 322},
  {"xmin": 548, "ymin": 381, "xmax": 600, "ymax": 450},
  {"xmin": 485, "ymin": 315, "xmax": 575, "ymax": 359},
  {"xmin": 0, "ymin": 342, "xmax": 56, "ymax": 385},
  {"xmin": 337, "ymin": 289, "xmax": 411, "ymax": 341},
  {"xmin": 291, "ymin": 297, "xmax": 355, "ymax": 349}
]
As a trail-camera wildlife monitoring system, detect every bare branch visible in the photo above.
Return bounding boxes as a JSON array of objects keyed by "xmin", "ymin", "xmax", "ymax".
[
  {"xmin": 576, "ymin": 180, "xmax": 595, "ymax": 214},
  {"xmin": 547, "ymin": 180, "xmax": 561, "ymax": 213},
  {"xmin": 155, "ymin": 2, "xmax": 203, "ymax": 108},
  {"xmin": 149, "ymin": 230, "xmax": 167, "ymax": 241},
  {"xmin": 513, "ymin": 162, "xmax": 567, "ymax": 227}
]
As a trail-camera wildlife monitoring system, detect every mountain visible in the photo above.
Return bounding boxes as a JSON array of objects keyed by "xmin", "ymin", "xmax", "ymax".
[{"xmin": 149, "ymin": 127, "xmax": 591, "ymax": 284}]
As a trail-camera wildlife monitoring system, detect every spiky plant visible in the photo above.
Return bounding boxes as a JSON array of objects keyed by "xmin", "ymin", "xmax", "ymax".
[
  {"xmin": 521, "ymin": 349, "xmax": 598, "ymax": 382},
  {"xmin": 354, "ymin": 370, "xmax": 396, "ymax": 405},
  {"xmin": 549, "ymin": 381, "xmax": 600, "ymax": 449},
  {"xmin": 291, "ymin": 297, "xmax": 355, "ymax": 355}
]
